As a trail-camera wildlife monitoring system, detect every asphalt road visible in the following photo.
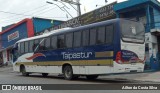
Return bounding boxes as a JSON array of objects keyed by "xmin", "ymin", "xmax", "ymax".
[
  {"xmin": 0, "ymin": 71, "xmax": 140, "ymax": 84},
  {"xmin": 0, "ymin": 67, "xmax": 159, "ymax": 93}
]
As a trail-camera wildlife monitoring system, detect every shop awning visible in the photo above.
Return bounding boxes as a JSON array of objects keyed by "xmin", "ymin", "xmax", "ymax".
[
  {"xmin": 0, "ymin": 45, "xmax": 14, "ymax": 52},
  {"xmin": 151, "ymin": 28, "xmax": 160, "ymax": 36}
]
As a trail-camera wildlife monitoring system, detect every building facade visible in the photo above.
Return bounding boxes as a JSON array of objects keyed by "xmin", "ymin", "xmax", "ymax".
[
  {"xmin": 114, "ymin": 0, "xmax": 160, "ymax": 70},
  {"xmin": 0, "ymin": 18, "xmax": 63, "ymax": 64},
  {"xmin": 33, "ymin": 17, "xmax": 63, "ymax": 35}
]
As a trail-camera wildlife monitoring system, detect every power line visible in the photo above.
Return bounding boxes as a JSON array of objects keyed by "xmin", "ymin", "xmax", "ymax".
[
  {"xmin": 0, "ymin": 10, "xmax": 34, "ymax": 16},
  {"xmin": 0, "ymin": 1, "xmax": 79, "ymax": 23},
  {"xmin": 0, "ymin": 6, "xmax": 57, "ymax": 22},
  {"xmin": 25, "ymin": 6, "xmax": 58, "ymax": 16},
  {"xmin": 21, "ymin": 4, "xmax": 49, "ymax": 14},
  {"xmin": 0, "ymin": 4, "xmax": 49, "ymax": 20},
  {"xmin": 0, "ymin": 3, "xmax": 67, "ymax": 22},
  {"xmin": 0, "ymin": 7, "xmax": 57, "ymax": 22},
  {"xmin": 34, "ymin": 7, "xmax": 61, "ymax": 15},
  {"xmin": 0, "ymin": 7, "xmax": 70, "ymax": 23},
  {"xmin": 1, "ymin": 16, "xmax": 68, "ymax": 24}
]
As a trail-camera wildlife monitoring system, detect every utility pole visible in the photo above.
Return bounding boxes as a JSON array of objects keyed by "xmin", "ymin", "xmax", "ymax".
[
  {"xmin": 76, "ymin": 0, "xmax": 81, "ymax": 16},
  {"xmin": 46, "ymin": 1, "xmax": 73, "ymax": 18},
  {"xmin": 61, "ymin": 0, "xmax": 81, "ymax": 16},
  {"xmin": 105, "ymin": 0, "xmax": 108, "ymax": 3}
]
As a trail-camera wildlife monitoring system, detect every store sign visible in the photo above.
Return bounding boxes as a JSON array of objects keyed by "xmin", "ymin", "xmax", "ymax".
[
  {"xmin": 36, "ymin": 2, "xmax": 117, "ymax": 35},
  {"xmin": 53, "ymin": 2, "xmax": 116, "ymax": 29},
  {"xmin": 8, "ymin": 31, "xmax": 19, "ymax": 42},
  {"xmin": 61, "ymin": 0, "xmax": 78, "ymax": 5}
]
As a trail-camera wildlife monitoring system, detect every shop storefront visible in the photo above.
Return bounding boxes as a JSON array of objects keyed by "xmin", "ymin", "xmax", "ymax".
[
  {"xmin": 0, "ymin": 19, "xmax": 34, "ymax": 64},
  {"xmin": 0, "ymin": 18, "xmax": 63, "ymax": 64}
]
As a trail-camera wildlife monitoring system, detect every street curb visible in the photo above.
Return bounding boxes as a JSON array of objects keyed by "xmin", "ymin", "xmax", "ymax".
[
  {"xmin": 143, "ymin": 70, "xmax": 157, "ymax": 73},
  {"xmin": 134, "ymin": 79, "xmax": 160, "ymax": 83}
]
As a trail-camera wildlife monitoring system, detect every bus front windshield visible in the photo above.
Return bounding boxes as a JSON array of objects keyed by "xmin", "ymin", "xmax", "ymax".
[{"xmin": 121, "ymin": 20, "xmax": 145, "ymax": 43}]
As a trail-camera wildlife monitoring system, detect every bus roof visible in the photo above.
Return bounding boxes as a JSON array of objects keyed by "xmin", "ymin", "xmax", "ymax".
[
  {"xmin": 16, "ymin": 27, "xmax": 72, "ymax": 43},
  {"xmin": 16, "ymin": 18, "xmax": 124, "ymax": 43}
]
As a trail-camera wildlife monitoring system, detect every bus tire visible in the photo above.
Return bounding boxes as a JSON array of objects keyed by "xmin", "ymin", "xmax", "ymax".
[
  {"xmin": 63, "ymin": 65, "xmax": 73, "ymax": 80},
  {"xmin": 20, "ymin": 66, "xmax": 29, "ymax": 76},
  {"xmin": 86, "ymin": 75, "xmax": 98, "ymax": 80},
  {"xmin": 42, "ymin": 73, "xmax": 48, "ymax": 77}
]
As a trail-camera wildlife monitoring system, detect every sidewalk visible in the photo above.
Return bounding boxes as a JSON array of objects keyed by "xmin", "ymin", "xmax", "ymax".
[
  {"xmin": 0, "ymin": 65, "xmax": 13, "ymax": 72},
  {"xmin": 134, "ymin": 71, "xmax": 160, "ymax": 82},
  {"xmin": 98, "ymin": 71, "xmax": 160, "ymax": 83}
]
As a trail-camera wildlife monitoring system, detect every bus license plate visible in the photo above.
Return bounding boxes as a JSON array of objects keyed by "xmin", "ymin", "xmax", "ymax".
[
  {"xmin": 131, "ymin": 62, "xmax": 136, "ymax": 65},
  {"xmin": 130, "ymin": 70, "xmax": 137, "ymax": 72}
]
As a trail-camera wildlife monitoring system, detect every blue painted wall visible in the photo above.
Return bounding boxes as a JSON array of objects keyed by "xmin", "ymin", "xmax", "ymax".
[
  {"xmin": 121, "ymin": 9, "xmax": 146, "ymax": 20},
  {"xmin": 1, "ymin": 23, "xmax": 28, "ymax": 48},
  {"xmin": 114, "ymin": 0, "xmax": 149, "ymax": 12},
  {"xmin": 114, "ymin": 0, "xmax": 160, "ymax": 12},
  {"xmin": 2, "ymin": 24, "xmax": 15, "ymax": 31},
  {"xmin": 114, "ymin": 0, "xmax": 160, "ymax": 32},
  {"xmin": 153, "ymin": 8, "xmax": 160, "ymax": 29},
  {"xmin": 33, "ymin": 18, "xmax": 63, "ymax": 33}
]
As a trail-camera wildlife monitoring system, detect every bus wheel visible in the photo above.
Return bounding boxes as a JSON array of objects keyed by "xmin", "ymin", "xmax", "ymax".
[
  {"xmin": 42, "ymin": 73, "xmax": 48, "ymax": 77},
  {"xmin": 86, "ymin": 75, "xmax": 98, "ymax": 80},
  {"xmin": 63, "ymin": 65, "xmax": 73, "ymax": 80},
  {"xmin": 21, "ymin": 66, "xmax": 29, "ymax": 76}
]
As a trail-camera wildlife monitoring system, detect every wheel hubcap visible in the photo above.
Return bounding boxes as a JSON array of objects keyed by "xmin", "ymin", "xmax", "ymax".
[{"xmin": 65, "ymin": 69, "xmax": 71, "ymax": 78}]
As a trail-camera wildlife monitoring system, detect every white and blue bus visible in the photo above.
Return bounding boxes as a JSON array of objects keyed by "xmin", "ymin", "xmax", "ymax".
[{"xmin": 12, "ymin": 18, "xmax": 145, "ymax": 80}]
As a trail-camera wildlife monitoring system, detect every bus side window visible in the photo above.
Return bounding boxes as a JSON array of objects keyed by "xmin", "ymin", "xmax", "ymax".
[
  {"xmin": 66, "ymin": 33, "xmax": 73, "ymax": 48},
  {"xmin": 45, "ymin": 37, "xmax": 51, "ymax": 50},
  {"xmin": 29, "ymin": 40, "xmax": 34, "ymax": 52},
  {"xmin": 106, "ymin": 25, "xmax": 114, "ymax": 44},
  {"xmin": 57, "ymin": 35, "xmax": 65, "ymax": 48},
  {"xmin": 24, "ymin": 41, "xmax": 29, "ymax": 53},
  {"xmin": 20, "ymin": 42, "xmax": 25, "ymax": 54},
  {"xmin": 82, "ymin": 30, "xmax": 89, "ymax": 46},
  {"xmin": 33, "ymin": 39, "xmax": 39, "ymax": 52},
  {"xmin": 89, "ymin": 28, "xmax": 97, "ymax": 45},
  {"xmin": 51, "ymin": 36, "xmax": 57, "ymax": 49},
  {"xmin": 97, "ymin": 26, "xmax": 105, "ymax": 44},
  {"xmin": 39, "ymin": 38, "xmax": 45, "ymax": 51},
  {"xmin": 73, "ymin": 31, "xmax": 81, "ymax": 47}
]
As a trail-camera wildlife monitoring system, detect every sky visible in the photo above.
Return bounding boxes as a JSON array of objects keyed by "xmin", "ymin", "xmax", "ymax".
[{"xmin": 0, "ymin": 0, "xmax": 159, "ymax": 31}]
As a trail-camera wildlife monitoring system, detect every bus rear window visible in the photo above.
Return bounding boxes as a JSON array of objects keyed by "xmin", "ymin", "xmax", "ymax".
[{"xmin": 121, "ymin": 20, "xmax": 145, "ymax": 43}]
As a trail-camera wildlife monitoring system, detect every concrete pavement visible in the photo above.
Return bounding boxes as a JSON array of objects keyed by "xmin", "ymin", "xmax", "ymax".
[
  {"xmin": 135, "ymin": 71, "xmax": 160, "ymax": 82},
  {"xmin": 0, "ymin": 66, "xmax": 160, "ymax": 93},
  {"xmin": 0, "ymin": 65, "xmax": 13, "ymax": 72}
]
